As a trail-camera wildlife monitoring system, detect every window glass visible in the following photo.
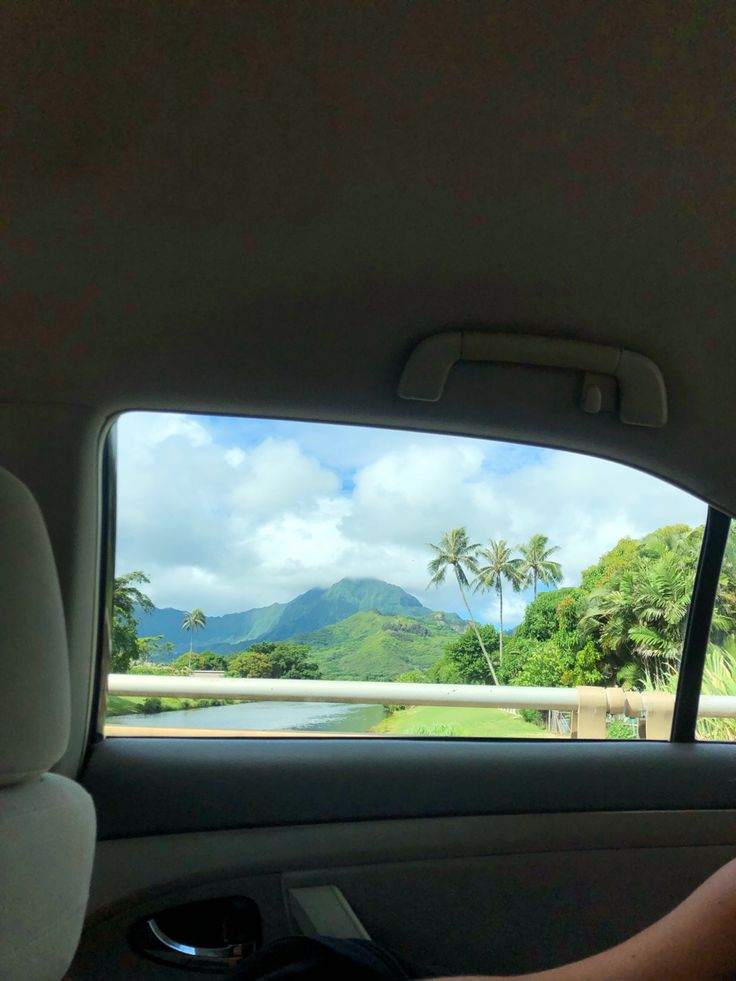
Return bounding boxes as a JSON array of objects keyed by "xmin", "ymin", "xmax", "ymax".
[
  {"xmin": 106, "ymin": 412, "xmax": 706, "ymax": 739},
  {"xmin": 697, "ymin": 520, "xmax": 736, "ymax": 741}
]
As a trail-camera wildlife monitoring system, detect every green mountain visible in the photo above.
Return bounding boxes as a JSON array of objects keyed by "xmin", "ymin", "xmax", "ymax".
[
  {"xmin": 137, "ymin": 577, "xmax": 459, "ymax": 658},
  {"xmin": 291, "ymin": 610, "xmax": 464, "ymax": 680}
]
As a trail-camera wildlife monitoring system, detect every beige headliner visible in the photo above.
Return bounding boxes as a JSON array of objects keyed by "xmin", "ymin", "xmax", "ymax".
[{"xmin": 2, "ymin": 2, "xmax": 735, "ymax": 511}]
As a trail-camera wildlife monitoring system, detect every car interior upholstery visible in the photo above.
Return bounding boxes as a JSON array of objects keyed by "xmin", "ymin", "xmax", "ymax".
[
  {"xmin": 0, "ymin": 468, "xmax": 96, "ymax": 981},
  {"xmin": 3, "ymin": 2, "xmax": 736, "ymax": 978}
]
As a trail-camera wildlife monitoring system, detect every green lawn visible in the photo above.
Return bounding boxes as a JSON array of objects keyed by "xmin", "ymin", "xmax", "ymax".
[{"xmin": 373, "ymin": 705, "xmax": 557, "ymax": 738}]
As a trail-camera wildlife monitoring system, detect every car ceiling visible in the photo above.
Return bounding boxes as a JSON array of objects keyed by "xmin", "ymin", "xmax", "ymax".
[{"xmin": 2, "ymin": 2, "xmax": 735, "ymax": 510}]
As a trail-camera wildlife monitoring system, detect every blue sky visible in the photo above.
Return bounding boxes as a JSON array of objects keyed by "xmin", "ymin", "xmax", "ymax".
[{"xmin": 116, "ymin": 411, "xmax": 707, "ymax": 624}]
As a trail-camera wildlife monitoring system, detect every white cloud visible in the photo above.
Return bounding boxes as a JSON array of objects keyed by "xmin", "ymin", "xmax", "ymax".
[{"xmin": 115, "ymin": 412, "xmax": 707, "ymax": 624}]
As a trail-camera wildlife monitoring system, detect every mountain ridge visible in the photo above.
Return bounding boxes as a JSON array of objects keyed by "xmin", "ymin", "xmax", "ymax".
[{"xmin": 138, "ymin": 577, "xmax": 463, "ymax": 658}]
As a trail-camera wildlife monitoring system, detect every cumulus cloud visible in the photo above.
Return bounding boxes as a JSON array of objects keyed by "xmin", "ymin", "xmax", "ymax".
[{"xmin": 115, "ymin": 412, "xmax": 707, "ymax": 624}]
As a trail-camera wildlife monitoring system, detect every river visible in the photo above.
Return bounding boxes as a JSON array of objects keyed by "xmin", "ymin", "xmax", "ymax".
[{"xmin": 111, "ymin": 700, "xmax": 387, "ymax": 732}]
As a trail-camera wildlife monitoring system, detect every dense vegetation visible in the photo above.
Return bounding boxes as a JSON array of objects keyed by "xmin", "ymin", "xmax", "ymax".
[
  {"xmin": 290, "ymin": 610, "xmax": 461, "ymax": 679},
  {"xmin": 420, "ymin": 523, "xmax": 731, "ymax": 693},
  {"xmin": 111, "ymin": 521, "xmax": 736, "ymax": 738}
]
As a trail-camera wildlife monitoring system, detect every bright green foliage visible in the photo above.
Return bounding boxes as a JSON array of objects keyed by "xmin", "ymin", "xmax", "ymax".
[
  {"xmin": 292, "ymin": 611, "xmax": 461, "ymax": 680},
  {"xmin": 408, "ymin": 724, "xmax": 459, "ymax": 736},
  {"xmin": 698, "ymin": 643, "xmax": 736, "ymax": 740},
  {"xmin": 428, "ymin": 527, "xmax": 499, "ymax": 683},
  {"xmin": 111, "ymin": 571, "xmax": 154, "ymax": 673},
  {"xmin": 518, "ymin": 534, "xmax": 563, "ymax": 599},
  {"xmin": 516, "ymin": 588, "xmax": 579, "ymax": 642},
  {"xmin": 441, "ymin": 625, "xmax": 499, "ymax": 685},
  {"xmin": 106, "ymin": 693, "xmax": 229, "ymax": 716},
  {"xmin": 512, "ymin": 640, "xmax": 569, "ymax": 687},
  {"xmin": 511, "ymin": 638, "xmax": 603, "ymax": 688},
  {"xmin": 473, "ymin": 539, "xmax": 524, "ymax": 666},
  {"xmin": 171, "ymin": 650, "xmax": 228, "ymax": 672},
  {"xmin": 226, "ymin": 650, "xmax": 273, "ymax": 678},
  {"xmin": 581, "ymin": 538, "xmax": 639, "ymax": 592},
  {"xmin": 227, "ymin": 641, "xmax": 321, "ymax": 680},
  {"xmin": 426, "ymin": 652, "xmax": 465, "ymax": 684},
  {"xmin": 141, "ymin": 697, "xmax": 163, "ymax": 714},
  {"xmin": 495, "ymin": 636, "xmax": 535, "ymax": 684},
  {"xmin": 392, "ymin": 670, "xmax": 429, "ymax": 683},
  {"xmin": 563, "ymin": 639, "xmax": 605, "ymax": 686},
  {"xmin": 637, "ymin": 641, "xmax": 736, "ymax": 740},
  {"xmin": 579, "ymin": 525, "xmax": 721, "ymax": 683},
  {"xmin": 492, "ymin": 588, "xmax": 605, "ymax": 688},
  {"xmin": 607, "ymin": 719, "xmax": 636, "ymax": 739},
  {"xmin": 375, "ymin": 705, "xmax": 552, "ymax": 738}
]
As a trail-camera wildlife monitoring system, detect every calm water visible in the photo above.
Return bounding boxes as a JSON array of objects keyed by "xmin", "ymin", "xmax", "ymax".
[{"xmin": 110, "ymin": 700, "xmax": 386, "ymax": 732}]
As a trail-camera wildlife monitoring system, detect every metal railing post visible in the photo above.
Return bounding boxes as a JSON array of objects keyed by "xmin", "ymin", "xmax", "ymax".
[
  {"xmin": 640, "ymin": 691, "xmax": 675, "ymax": 740},
  {"xmin": 572, "ymin": 686, "xmax": 608, "ymax": 739}
]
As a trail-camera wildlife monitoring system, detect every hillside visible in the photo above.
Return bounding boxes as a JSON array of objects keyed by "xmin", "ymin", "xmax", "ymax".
[
  {"xmin": 138, "ymin": 577, "xmax": 459, "ymax": 657},
  {"xmin": 136, "ymin": 602, "xmax": 286, "ymax": 655},
  {"xmin": 291, "ymin": 610, "xmax": 463, "ymax": 680}
]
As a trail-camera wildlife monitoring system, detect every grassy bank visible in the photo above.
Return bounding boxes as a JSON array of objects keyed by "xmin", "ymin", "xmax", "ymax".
[
  {"xmin": 106, "ymin": 694, "xmax": 230, "ymax": 718},
  {"xmin": 373, "ymin": 705, "xmax": 555, "ymax": 738}
]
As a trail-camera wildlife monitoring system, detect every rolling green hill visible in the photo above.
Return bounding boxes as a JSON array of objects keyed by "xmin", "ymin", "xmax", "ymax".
[
  {"xmin": 137, "ymin": 577, "xmax": 454, "ymax": 657},
  {"xmin": 291, "ymin": 610, "xmax": 464, "ymax": 680}
]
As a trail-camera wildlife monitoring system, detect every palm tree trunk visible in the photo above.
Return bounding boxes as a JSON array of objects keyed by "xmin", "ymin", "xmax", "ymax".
[
  {"xmin": 533, "ymin": 571, "xmax": 538, "ymax": 599},
  {"xmin": 498, "ymin": 585, "xmax": 504, "ymax": 668},
  {"xmin": 188, "ymin": 630, "xmax": 193, "ymax": 670},
  {"xmin": 456, "ymin": 573, "xmax": 499, "ymax": 685}
]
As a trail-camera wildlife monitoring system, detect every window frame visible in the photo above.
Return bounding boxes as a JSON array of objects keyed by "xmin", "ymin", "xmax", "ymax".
[
  {"xmin": 672, "ymin": 507, "xmax": 731, "ymax": 741},
  {"xmin": 96, "ymin": 415, "xmax": 732, "ymax": 745}
]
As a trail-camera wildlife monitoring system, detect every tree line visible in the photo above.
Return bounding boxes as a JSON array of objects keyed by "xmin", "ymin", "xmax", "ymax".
[
  {"xmin": 112, "ymin": 521, "xmax": 736, "ymax": 726},
  {"xmin": 111, "ymin": 575, "xmax": 321, "ymax": 679},
  {"xmin": 428, "ymin": 528, "xmax": 562, "ymax": 682},
  {"xmin": 419, "ymin": 523, "xmax": 736, "ymax": 708}
]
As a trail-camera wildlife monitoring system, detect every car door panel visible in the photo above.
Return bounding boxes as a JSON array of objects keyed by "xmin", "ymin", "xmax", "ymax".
[{"xmin": 75, "ymin": 739, "xmax": 736, "ymax": 978}]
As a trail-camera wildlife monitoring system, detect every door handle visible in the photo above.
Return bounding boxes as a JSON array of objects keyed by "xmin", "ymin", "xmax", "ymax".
[
  {"xmin": 130, "ymin": 895, "xmax": 261, "ymax": 971},
  {"xmin": 146, "ymin": 917, "xmax": 252, "ymax": 966}
]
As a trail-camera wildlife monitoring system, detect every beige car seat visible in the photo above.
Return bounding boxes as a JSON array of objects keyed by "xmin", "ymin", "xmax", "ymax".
[{"xmin": 0, "ymin": 468, "xmax": 96, "ymax": 980}]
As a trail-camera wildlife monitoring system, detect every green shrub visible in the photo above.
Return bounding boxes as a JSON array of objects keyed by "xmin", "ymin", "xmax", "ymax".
[
  {"xmin": 696, "ymin": 643, "xmax": 736, "ymax": 741},
  {"xmin": 141, "ymin": 696, "xmax": 163, "ymax": 714},
  {"xmin": 519, "ymin": 709, "xmax": 545, "ymax": 728},
  {"xmin": 607, "ymin": 719, "xmax": 637, "ymax": 739}
]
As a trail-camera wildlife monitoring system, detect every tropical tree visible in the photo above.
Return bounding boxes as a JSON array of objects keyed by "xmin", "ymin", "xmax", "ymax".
[
  {"xmin": 427, "ymin": 527, "xmax": 499, "ymax": 684},
  {"xmin": 227, "ymin": 650, "xmax": 274, "ymax": 679},
  {"xmin": 473, "ymin": 539, "xmax": 524, "ymax": 666},
  {"xmin": 111, "ymin": 571, "xmax": 153, "ymax": 673},
  {"xmin": 519, "ymin": 533, "xmax": 563, "ymax": 599},
  {"xmin": 171, "ymin": 650, "xmax": 227, "ymax": 673},
  {"xmin": 441, "ymin": 624, "xmax": 499, "ymax": 685},
  {"xmin": 135, "ymin": 635, "xmax": 175, "ymax": 666},
  {"xmin": 227, "ymin": 642, "xmax": 321, "ymax": 680},
  {"xmin": 579, "ymin": 526, "xmax": 734, "ymax": 684},
  {"xmin": 182, "ymin": 607, "xmax": 207, "ymax": 668}
]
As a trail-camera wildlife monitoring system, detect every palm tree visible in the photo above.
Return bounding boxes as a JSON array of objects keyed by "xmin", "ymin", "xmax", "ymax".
[
  {"xmin": 519, "ymin": 533, "xmax": 563, "ymax": 599},
  {"xmin": 473, "ymin": 539, "xmax": 524, "ymax": 666},
  {"xmin": 427, "ymin": 527, "xmax": 499, "ymax": 684},
  {"xmin": 182, "ymin": 608, "xmax": 207, "ymax": 669},
  {"xmin": 580, "ymin": 533, "xmax": 733, "ymax": 685}
]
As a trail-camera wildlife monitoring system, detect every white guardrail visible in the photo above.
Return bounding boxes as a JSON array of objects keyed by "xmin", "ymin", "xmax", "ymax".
[{"xmin": 106, "ymin": 675, "xmax": 736, "ymax": 739}]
